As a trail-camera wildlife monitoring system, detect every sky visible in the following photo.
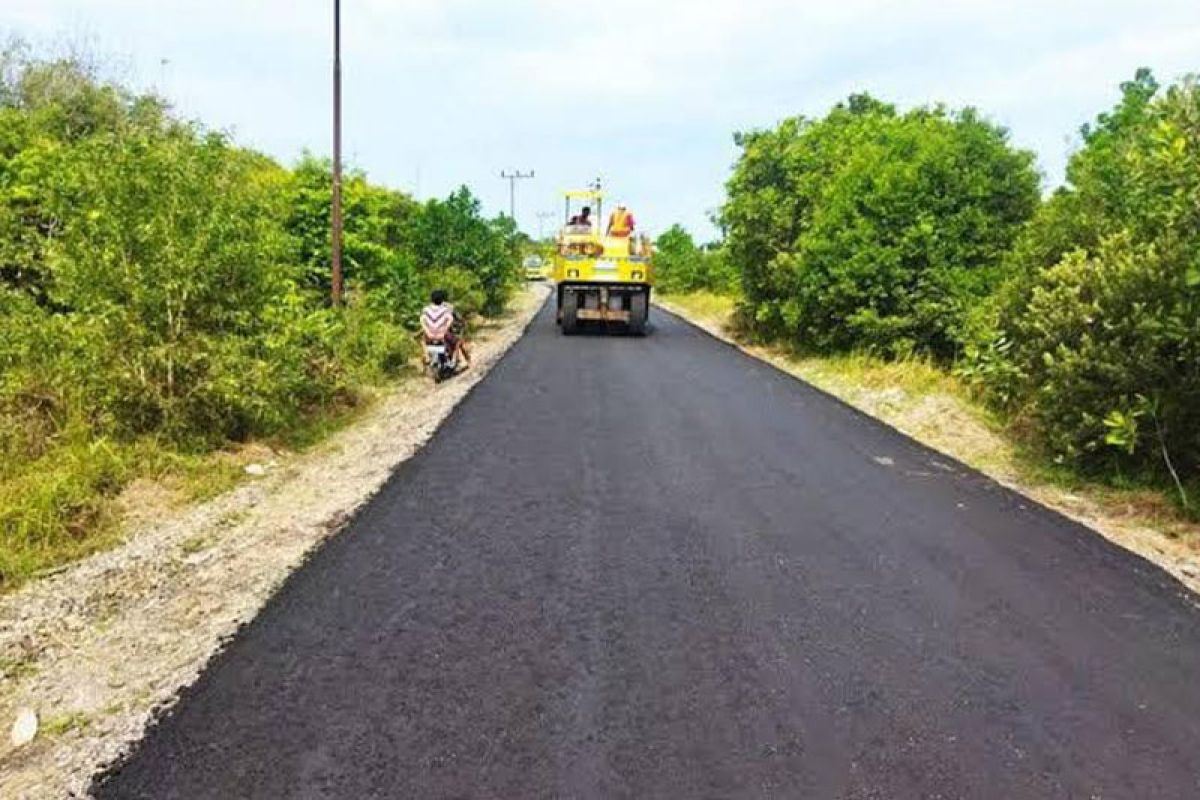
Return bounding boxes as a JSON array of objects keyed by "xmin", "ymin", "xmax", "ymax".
[{"xmin": 4, "ymin": 1, "xmax": 1199, "ymax": 239}]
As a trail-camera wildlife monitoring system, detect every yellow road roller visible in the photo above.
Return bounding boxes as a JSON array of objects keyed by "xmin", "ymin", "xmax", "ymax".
[{"xmin": 552, "ymin": 189, "xmax": 653, "ymax": 335}]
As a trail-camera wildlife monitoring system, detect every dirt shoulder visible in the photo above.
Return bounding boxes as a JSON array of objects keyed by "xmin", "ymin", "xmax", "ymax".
[
  {"xmin": 654, "ymin": 293, "xmax": 1200, "ymax": 598},
  {"xmin": 0, "ymin": 285, "xmax": 549, "ymax": 799}
]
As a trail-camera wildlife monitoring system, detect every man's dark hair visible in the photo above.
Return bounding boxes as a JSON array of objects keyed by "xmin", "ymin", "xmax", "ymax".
[
  {"xmin": 580, "ymin": 206, "xmax": 591, "ymax": 217},
  {"xmin": 431, "ymin": 289, "xmax": 447, "ymax": 305}
]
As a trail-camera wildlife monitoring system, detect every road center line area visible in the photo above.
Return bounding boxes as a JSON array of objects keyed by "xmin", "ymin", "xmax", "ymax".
[{"xmin": 94, "ymin": 302, "xmax": 1200, "ymax": 799}]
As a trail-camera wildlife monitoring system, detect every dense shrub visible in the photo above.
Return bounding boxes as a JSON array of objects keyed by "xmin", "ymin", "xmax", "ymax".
[
  {"xmin": 42, "ymin": 129, "xmax": 309, "ymax": 444},
  {"xmin": 285, "ymin": 154, "xmax": 422, "ymax": 316},
  {"xmin": 653, "ymin": 224, "xmax": 737, "ymax": 295},
  {"xmin": 406, "ymin": 187, "xmax": 523, "ymax": 315},
  {"xmin": 723, "ymin": 94, "xmax": 1039, "ymax": 358},
  {"xmin": 421, "ymin": 266, "xmax": 486, "ymax": 320},
  {"xmin": 967, "ymin": 72, "xmax": 1200, "ymax": 483}
]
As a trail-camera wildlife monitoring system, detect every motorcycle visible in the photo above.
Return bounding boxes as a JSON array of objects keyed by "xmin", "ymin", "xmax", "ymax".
[{"xmin": 425, "ymin": 339, "xmax": 460, "ymax": 383}]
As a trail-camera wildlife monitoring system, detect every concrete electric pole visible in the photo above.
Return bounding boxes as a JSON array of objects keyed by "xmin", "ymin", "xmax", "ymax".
[
  {"xmin": 330, "ymin": 0, "xmax": 344, "ymax": 306},
  {"xmin": 500, "ymin": 169, "xmax": 535, "ymax": 225}
]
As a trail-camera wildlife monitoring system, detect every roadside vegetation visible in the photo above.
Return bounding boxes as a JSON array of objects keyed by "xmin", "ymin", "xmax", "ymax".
[
  {"xmin": 658, "ymin": 69, "xmax": 1200, "ymax": 528},
  {"xmin": 0, "ymin": 44, "xmax": 525, "ymax": 587}
]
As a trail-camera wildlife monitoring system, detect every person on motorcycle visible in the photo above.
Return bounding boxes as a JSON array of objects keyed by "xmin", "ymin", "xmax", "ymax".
[{"xmin": 421, "ymin": 289, "xmax": 471, "ymax": 368}]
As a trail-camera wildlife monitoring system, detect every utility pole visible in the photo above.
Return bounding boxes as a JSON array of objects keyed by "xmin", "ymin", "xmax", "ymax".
[
  {"xmin": 500, "ymin": 169, "xmax": 535, "ymax": 225},
  {"xmin": 330, "ymin": 0, "xmax": 344, "ymax": 306}
]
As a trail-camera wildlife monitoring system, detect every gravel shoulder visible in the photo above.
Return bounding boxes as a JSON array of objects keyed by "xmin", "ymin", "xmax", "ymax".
[
  {"xmin": 654, "ymin": 294, "xmax": 1200, "ymax": 597},
  {"xmin": 0, "ymin": 284, "xmax": 549, "ymax": 799}
]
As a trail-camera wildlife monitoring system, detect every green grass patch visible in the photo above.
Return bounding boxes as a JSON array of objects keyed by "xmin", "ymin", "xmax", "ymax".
[
  {"xmin": 274, "ymin": 391, "xmax": 377, "ymax": 453},
  {"xmin": 0, "ymin": 388, "xmax": 373, "ymax": 592},
  {"xmin": 0, "ymin": 653, "xmax": 39, "ymax": 682},
  {"xmin": 657, "ymin": 291, "xmax": 737, "ymax": 328},
  {"xmin": 788, "ymin": 350, "xmax": 969, "ymax": 401},
  {"xmin": 0, "ymin": 437, "xmax": 132, "ymax": 588},
  {"xmin": 41, "ymin": 711, "xmax": 91, "ymax": 737},
  {"xmin": 179, "ymin": 533, "xmax": 214, "ymax": 556}
]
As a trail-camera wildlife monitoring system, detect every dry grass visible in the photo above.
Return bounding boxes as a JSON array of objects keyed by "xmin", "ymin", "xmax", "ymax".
[{"xmin": 656, "ymin": 291, "xmax": 1200, "ymax": 592}]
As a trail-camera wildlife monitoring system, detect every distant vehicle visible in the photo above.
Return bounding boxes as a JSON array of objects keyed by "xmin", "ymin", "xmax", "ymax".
[
  {"xmin": 523, "ymin": 254, "xmax": 545, "ymax": 281},
  {"xmin": 552, "ymin": 189, "xmax": 654, "ymax": 335}
]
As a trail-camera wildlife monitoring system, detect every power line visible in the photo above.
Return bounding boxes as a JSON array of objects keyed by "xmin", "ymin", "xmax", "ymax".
[{"xmin": 500, "ymin": 169, "xmax": 535, "ymax": 224}]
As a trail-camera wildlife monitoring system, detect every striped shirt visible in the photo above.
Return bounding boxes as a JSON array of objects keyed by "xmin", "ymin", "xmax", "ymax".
[{"xmin": 421, "ymin": 303, "xmax": 455, "ymax": 340}]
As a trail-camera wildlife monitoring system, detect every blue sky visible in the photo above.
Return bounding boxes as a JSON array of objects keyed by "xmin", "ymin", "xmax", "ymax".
[{"xmin": 5, "ymin": 1, "xmax": 1200, "ymax": 239}]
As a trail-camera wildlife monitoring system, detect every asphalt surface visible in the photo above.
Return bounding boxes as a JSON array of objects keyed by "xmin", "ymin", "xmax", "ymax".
[{"xmin": 95, "ymin": 300, "xmax": 1200, "ymax": 799}]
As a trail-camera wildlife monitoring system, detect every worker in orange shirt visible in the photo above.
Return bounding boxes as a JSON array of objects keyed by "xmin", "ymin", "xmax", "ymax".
[{"xmin": 606, "ymin": 201, "xmax": 636, "ymax": 240}]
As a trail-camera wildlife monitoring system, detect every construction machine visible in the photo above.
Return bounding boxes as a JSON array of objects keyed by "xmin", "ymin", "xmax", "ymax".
[{"xmin": 552, "ymin": 189, "xmax": 653, "ymax": 335}]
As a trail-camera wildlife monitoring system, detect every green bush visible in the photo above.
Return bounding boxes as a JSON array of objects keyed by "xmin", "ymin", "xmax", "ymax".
[
  {"xmin": 406, "ymin": 187, "xmax": 522, "ymax": 315},
  {"xmin": 41, "ymin": 129, "xmax": 306, "ymax": 445},
  {"xmin": 285, "ymin": 153, "xmax": 422, "ymax": 306},
  {"xmin": 282, "ymin": 165, "xmax": 522, "ymax": 322},
  {"xmin": 420, "ymin": 266, "xmax": 486, "ymax": 320},
  {"xmin": 967, "ymin": 72, "xmax": 1200, "ymax": 485},
  {"xmin": 326, "ymin": 295, "xmax": 420, "ymax": 386},
  {"xmin": 653, "ymin": 224, "xmax": 737, "ymax": 295},
  {"xmin": 0, "ymin": 432, "xmax": 132, "ymax": 581},
  {"xmin": 723, "ymin": 94, "xmax": 1039, "ymax": 359}
]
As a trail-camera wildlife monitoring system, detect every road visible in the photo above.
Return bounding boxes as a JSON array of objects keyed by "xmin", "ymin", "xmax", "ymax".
[{"xmin": 94, "ymin": 301, "xmax": 1200, "ymax": 799}]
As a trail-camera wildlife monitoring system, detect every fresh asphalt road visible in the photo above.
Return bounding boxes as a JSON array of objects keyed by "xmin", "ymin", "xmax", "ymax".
[{"xmin": 95, "ymin": 299, "xmax": 1200, "ymax": 799}]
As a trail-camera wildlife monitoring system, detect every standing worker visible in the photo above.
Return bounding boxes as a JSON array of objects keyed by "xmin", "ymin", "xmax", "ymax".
[{"xmin": 606, "ymin": 201, "xmax": 636, "ymax": 240}]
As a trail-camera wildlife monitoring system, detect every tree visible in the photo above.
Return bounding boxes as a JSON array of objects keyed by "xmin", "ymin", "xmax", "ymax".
[
  {"xmin": 653, "ymin": 224, "xmax": 701, "ymax": 293},
  {"xmin": 653, "ymin": 224, "xmax": 736, "ymax": 294},
  {"xmin": 405, "ymin": 186, "xmax": 521, "ymax": 315},
  {"xmin": 967, "ymin": 72, "xmax": 1200, "ymax": 485},
  {"xmin": 723, "ymin": 95, "xmax": 1039, "ymax": 358},
  {"xmin": 284, "ymin": 153, "xmax": 421, "ymax": 315}
]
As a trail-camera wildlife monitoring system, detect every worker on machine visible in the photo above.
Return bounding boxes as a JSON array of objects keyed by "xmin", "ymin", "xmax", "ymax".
[
  {"xmin": 606, "ymin": 201, "xmax": 636, "ymax": 254},
  {"xmin": 569, "ymin": 205, "xmax": 593, "ymax": 230}
]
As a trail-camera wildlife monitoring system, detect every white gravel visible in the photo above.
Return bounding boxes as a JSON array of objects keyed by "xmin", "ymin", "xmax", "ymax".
[{"xmin": 0, "ymin": 285, "xmax": 549, "ymax": 799}]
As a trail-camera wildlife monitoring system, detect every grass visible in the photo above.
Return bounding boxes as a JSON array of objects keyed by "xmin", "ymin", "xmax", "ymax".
[
  {"xmin": 41, "ymin": 711, "xmax": 91, "ymax": 738},
  {"xmin": 656, "ymin": 290, "xmax": 1199, "ymax": 552},
  {"xmin": 0, "ymin": 437, "xmax": 133, "ymax": 587},
  {"xmin": 0, "ymin": 386, "xmax": 379, "ymax": 592},
  {"xmin": 657, "ymin": 289, "xmax": 739, "ymax": 323},
  {"xmin": 0, "ymin": 406, "xmax": 381, "ymax": 592},
  {"xmin": 0, "ymin": 653, "xmax": 39, "ymax": 682},
  {"xmin": 179, "ymin": 533, "xmax": 215, "ymax": 556}
]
